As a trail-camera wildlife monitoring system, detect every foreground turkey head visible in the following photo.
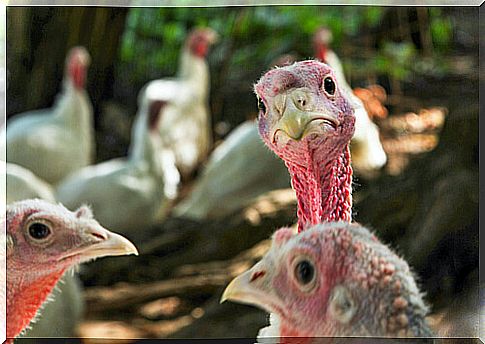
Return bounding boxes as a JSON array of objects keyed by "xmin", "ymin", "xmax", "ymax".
[
  {"xmin": 185, "ymin": 27, "xmax": 219, "ymax": 58},
  {"xmin": 255, "ymin": 60, "xmax": 355, "ymax": 168},
  {"xmin": 6, "ymin": 199, "xmax": 138, "ymax": 340},
  {"xmin": 6, "ymin": 200, "xmax": 138, "ymax": 274},
  {"xmin": 222, "ymin": 222, "xmax": 432, "ymax": 338}
]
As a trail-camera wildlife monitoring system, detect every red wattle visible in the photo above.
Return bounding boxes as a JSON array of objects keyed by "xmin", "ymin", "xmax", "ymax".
[
  {"xmin": 68, "ymin": 61, "xmax": 86, "ymax": 90},
  {"xmin": 7, "ymin": 269, "xmax": 66, "ymax": 339},
  {"xmin": 287, "ymin": 145, "xmax": 352, "ymax": 233}
]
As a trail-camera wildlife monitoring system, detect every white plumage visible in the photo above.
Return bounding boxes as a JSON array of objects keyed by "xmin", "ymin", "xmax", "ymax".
[
  {"xmin": 5, "ymin": 163, "xmax": 55, "ymax": 204},
  {"xmin": 4, "ymin": 47, "xmax": 94, "ymax": 185},
  {"xmin": 3, "ymin": 162, "xmax": 84, "ymax": 338},
  {"xmin": 174, "ymin": 120, "xmax": 290, "ymax": 220},
  {"xmin": 56, "ymin": 91, "xmax": 180, "ymax": 236},
  {"xmin": 139, "ymin": 28, "xmax": 218, "ymax": 179}
]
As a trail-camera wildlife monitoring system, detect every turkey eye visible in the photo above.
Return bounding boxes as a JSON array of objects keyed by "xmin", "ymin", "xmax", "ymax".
[
  {"xmin": 295, "ymin": 260, "xmax": 315, "ymax": 285},
  {"xmin": 258, "ymin": 99, "xmax": 267, "ymax": 116},
  {"xmin": 323, "ymin": 77, "xmax": 336, "ymax": 96},
  {"xmin": 28, "ymin": 222, "xmax": 51, "ymax": 240}
]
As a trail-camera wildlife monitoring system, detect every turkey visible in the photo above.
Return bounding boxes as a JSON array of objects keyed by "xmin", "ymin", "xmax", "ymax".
[
  {"xmin": 313, "ymin": 27, "xmax": 387, "ymax": 174},
  {"xmin": 4, "ymin": 46, "xmax": 95, "ymax": 185},
  {"xmin": 4, "ymin": 199, "xmax": 138, "ymax": 342},
  {"xmin": 140, "ymin": 28, "xmax": 218, "ymax": 180},
  {"xmin": 222, "ymin": 222, "xmax": 432, "ymax": 339},
  {"xmin": 173, "ymin": 120, "xmax": 289, "ymax": 220},
  {"xmin": 56, "ymin": 87, "xmax": 180, "ymax": 237},
  {"xmin": 222, "ymin": 61, "xmax": 431, "ymax": 339}
]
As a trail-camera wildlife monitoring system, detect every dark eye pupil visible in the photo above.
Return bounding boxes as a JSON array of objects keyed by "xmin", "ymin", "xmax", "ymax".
[
  {"xmin": 29, "ymin": 223, "xmax": 51, "ymax": 240},
  {"xmin": 296, "ymin": 260, "xmax": 315, "ymax": 285},
  {"xmin": 324, "ymin": 77, "xmax": 336, "ymax": 95},
  {"xmin": 258, "ymin": 99, "xmax": 267, "ymax": 114}
]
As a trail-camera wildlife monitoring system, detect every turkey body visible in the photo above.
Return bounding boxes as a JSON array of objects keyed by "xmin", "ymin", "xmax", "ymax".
[
  {"xmin": 155, "ymin": 77, "xmax": 211, "ymax": 178},
  {"xmin": 141, "ymin": 30, "xmax": 216, "ymax": 178},
  {"xmin": 57, "ymin": 158, "xmax": 170, "ymax": 235},
  {"xmin": 174, "ymin": 121, "xmax": 290, "ymax": 219},
  {"xmin": 5, "ymin": 162, "xmax": 55, "ymax": 203},
  {"xmin": 5, "ymin": 84, "xmax": 94, "ymax": 185}
]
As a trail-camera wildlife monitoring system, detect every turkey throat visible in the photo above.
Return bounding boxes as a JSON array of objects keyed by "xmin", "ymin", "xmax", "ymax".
[{"xmin": 283, "ymin": 138, "xmax": 353, "ymax": 232}]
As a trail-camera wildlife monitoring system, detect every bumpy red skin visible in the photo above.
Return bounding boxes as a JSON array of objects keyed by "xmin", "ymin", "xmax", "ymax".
[{"xmin": 255, "ymin": 61, "xmax": 355, "ymax": 231}]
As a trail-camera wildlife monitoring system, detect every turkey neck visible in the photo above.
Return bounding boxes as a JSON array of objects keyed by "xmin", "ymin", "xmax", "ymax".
[
  {"xmin": 56, "ymin": 81, "xmax": 94, "ymax": 158},
  {"xmin": 128, "ymin": 102, "xmax": 167, "ymax": 183},
  {"xmin": 178, "ymin": 47, "xmax": 210, "ymax": 100},
  {"xmin": 6, "ymin": 269, "xmax": 66, "ymax": 339},
  {"xmin": 286, "ymin": 144, "xmax": 352, "ymax": 232}
]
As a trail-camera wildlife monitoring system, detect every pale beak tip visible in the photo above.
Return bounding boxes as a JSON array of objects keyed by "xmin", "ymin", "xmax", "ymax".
[
  {"xmin": 220, "ymin": 289, "xmax": 230, "ymax": 304},
  {"xmin": 122, "ymin": 238, "xmax": 139, "ymax": 256},
  {"xmin": 104, "ymin": 231, "xmax": 139, "ymax": 258}
]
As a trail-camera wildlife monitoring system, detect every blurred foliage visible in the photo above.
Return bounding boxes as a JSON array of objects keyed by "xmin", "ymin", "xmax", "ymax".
[
  {"xmin": 429, "ymin": 8, "xmax": 453, "ymax": 51},
  {"xmin": 119, "ymin": 7, "xmax": 458, "ymax": 84},
  {"xmin": 119, "ymin": 6, "xmax": 392, "ymax": 87},
  {"xmin": 114, "ymin": 6, "xmax": 470, "ymax": 128}
]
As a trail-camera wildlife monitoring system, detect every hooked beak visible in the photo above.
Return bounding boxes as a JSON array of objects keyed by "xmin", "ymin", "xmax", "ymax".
[
  {"xmin": 59, "ymin": 224, "xmax": 138, "ymax": 263},
  {"xmin": 272, "ymin": 89, "xmax": 339, "ymax": 142}
]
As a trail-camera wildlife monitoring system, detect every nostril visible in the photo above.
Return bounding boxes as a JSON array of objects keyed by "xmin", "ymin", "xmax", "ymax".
[
  {"xmin": 293, "ymin": 92, "xmax": 310, "ymax": 110},
  {"xmin": 87, "ymin": 229, "xmax": 107, "ymax": 241},
  {"xmin": 91, "ymin": 232, "xmax": 105, "ymax": 240},
  {"xmin": 250, "ymin": 270, "xmax": 266, "ymax": 282}
]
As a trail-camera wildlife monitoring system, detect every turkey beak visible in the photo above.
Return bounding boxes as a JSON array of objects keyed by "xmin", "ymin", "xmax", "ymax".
[
  {"xmin": 59, "ymin": 224, "xmax": 139, "ymax": 263},
  {"xmin": 207, "ymin": 29, "xmax": 220, "ymax": 45},
  {"xmin": 221, "ymin": 260, "xmax": 286, "ymax": 318},
  {"xmin": 272, "ymin": 88, "xmax": 338, "ymax": 142}
]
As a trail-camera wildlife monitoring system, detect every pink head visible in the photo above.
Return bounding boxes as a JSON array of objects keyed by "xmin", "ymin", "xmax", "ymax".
[
  {"xmin": 255, "ymin": 61, "xmax": 355, "ymax": 230},
  {"xmin": 255, "ymin": 60, "xmax": 354, "ymax": 164},
  {"xmin": 313, "ymin": 27, "xmax": 333, "ymax": 62},
  {"xmin": 65, "ymin": 46, "xmax": 90, "ymax": 90},
  {"xmin": 222, "ymin": 222, "xmax": 432, "ymax": 338},
  {"xmin": 185, "ymin": 28, "xmax": 219, "ymax": 58},
  {"xmin": 6, "ymin": 199, "xmax": 138, "ymax": 339}
]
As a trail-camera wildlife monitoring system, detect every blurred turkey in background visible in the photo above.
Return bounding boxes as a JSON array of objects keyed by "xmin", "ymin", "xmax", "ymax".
[{"xmin": 4, "ymin": 5, "xmax": 479, "ymax": 341}]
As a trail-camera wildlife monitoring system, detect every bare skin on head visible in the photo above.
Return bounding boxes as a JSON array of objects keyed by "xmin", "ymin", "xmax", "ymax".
[
  {"xmin": 5, "ymin": 199, "xmax": 138, "ymax": 340},
  {"xmin": 255, "ymin": 60, "xmax": 355, "ymax": 231},
  {"xmin": 66, "ymin": 46, "xmax": 90, "ymax": 90},
  {"xmin": 185, "ymin": 28, "xmax": 219, "ymax": 58},
  {"xmin": 222, "ymin": 222, "xmax": 433, "ymax": 339}
]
